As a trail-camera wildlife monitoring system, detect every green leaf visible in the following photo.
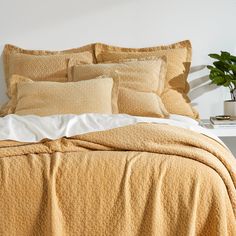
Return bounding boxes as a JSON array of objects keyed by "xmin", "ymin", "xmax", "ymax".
[
  {"xmin": 213, "ymin": 61, "xmax": 230, "ymax": 72},
  {"xmin": 208, "ymin": 53, "xmax": 221, "ymax": 60},
  {"xmin": 207, "ymin": 65, "xmax": 214, "ymax": 70},
  {"xmin": 209, "ymin": 73, "xmax": 218, "ymax": 80},
  {"xmin": 223, "ymin": 74, "xmax": 235, "ymax": 82},
  {"xmin": 221, "ymin": 51, "xmax": 231, "ymax": 60},
  {"xmin": 223, "ymin": 80, "xmax": 231, "ymax": 87},
  {"xmin": 209, "ymin": 67, "xmax": 225, "ymax": 76},
  {"xmin": 229, "ymin": 64, "xmax": 236, "ymax": 73},
  {"xmin": 211, "ymin": 76, "xmax": 226, "ymax": 85},
  {"xmin": 230, "ymin": 55, "xmax": 236, "ymax": 62}
]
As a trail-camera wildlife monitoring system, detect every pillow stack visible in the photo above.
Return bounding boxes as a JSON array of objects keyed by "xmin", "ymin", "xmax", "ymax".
[
  {"xmin": 95, "ymin": 40, "xmax": 198, "ymax": 119},
  {"xmin": 70, "ymin": 58, "xmax": 168, "ymax": 117},
  {"xmin": 0, "ymin": 40, "xmax": 199, "ymax": 119}
]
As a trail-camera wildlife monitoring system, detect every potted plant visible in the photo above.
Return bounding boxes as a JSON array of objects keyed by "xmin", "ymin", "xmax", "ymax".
[{"xmin": 207, "ymin": 51, "xmax": 236, "ymax": 116}]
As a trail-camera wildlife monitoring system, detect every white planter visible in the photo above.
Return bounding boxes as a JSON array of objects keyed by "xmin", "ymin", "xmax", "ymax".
[{"xmin": 224, "ymin": 100, "xmax": 236, "ymax": 116}]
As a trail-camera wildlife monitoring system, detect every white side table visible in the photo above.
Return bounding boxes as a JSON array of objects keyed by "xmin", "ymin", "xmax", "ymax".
[{"xmin": 200, "ymin": 119, "xmax": 236, "ymax": 156}]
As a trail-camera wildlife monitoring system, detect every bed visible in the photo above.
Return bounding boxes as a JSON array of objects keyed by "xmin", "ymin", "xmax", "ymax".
[{"xmin": 0, "ymin": 41, "xmax": 235, "ymax": 236}]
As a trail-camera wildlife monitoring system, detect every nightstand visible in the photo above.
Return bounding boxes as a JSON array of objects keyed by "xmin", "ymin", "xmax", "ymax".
[{"xmin": 200, "ymin": 119, "xmax": 236, "ymax": 156}]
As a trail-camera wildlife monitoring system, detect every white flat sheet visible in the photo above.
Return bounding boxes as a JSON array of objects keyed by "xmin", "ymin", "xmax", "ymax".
[{"xmin": 0, "ymin": 113, "xmax": 225, "ymax": 147}]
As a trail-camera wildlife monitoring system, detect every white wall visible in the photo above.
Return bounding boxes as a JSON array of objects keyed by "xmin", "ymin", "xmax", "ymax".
[{"xmin": 0, "ymin": 0, "xmax": 236, "ymax": 118}]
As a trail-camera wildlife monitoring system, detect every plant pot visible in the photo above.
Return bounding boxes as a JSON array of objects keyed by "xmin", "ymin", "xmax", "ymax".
[{"xmin": 224, "ymin": 100, "xmax": 236, "ymax": 116}]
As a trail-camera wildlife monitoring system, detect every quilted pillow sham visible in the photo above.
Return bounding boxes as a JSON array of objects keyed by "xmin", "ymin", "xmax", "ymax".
[
  {"xmin": 1, "ymin": 75, "xmax": 118, "ymax": 116},
  {"xmin": 94, "ymin": 40, "xmax": 199, "ymax": 119},
  {"xmin": 3, "ymin": 44, "xmax": 95, "ymax": 96},
  {"xmin": 71, "ymin": 58, "xmax": 169, "ymax": 118}
]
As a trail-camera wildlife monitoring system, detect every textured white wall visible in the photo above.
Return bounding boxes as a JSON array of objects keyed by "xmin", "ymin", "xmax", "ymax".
[{"xmin": 0, "ymin": 0, "xmax": 236, "ymax": 119}]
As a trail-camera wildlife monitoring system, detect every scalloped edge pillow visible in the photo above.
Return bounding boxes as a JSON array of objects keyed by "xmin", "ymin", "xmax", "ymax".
[
  {"xmin": 3, "ymin": 44, "xmax": 96, "ymax": 97},
  {"xmin": 1, "ymin": 74, "xmax": 118, "ymax": 116}
]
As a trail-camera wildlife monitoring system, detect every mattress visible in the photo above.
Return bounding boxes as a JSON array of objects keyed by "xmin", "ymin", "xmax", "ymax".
[{"xmin": 0, "ymin": 114, "xmax": 235, "ymax": 235}]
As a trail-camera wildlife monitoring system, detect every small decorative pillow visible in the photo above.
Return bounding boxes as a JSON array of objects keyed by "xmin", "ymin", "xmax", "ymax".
[
  {"xmin": 94, "ymin": 40, "xmax": 199, "ymax": 119},
  {"xmin": 3, "ymin": 44, "xmax": 96, "ymax": 96},
  {"xmin": 1, "ymin": 75, "xmax": 118, "ymax": 116},
  {"xmin": 71, "ymin": 58, "xmax": 169, "ymax": 118}
]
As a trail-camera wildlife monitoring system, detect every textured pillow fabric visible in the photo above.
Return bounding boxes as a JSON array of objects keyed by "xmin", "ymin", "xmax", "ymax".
[
  {"xmin": 118, "ymin": 87, "xmax": 168, "ymax": 117},
  {"xmin": 3, "ymin": 44, "xmax": 95, "ymax": 95},
  {"xmin": 95, "ymin": 40, "xmax": 199, "ymax": 119},
  {"xmin": 2, "ymin": 75, "xmax": 117, "ymax": 116},
  {"xmin": 71, "ymin": 58, "xmax": 169, "ymax": 118}
]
